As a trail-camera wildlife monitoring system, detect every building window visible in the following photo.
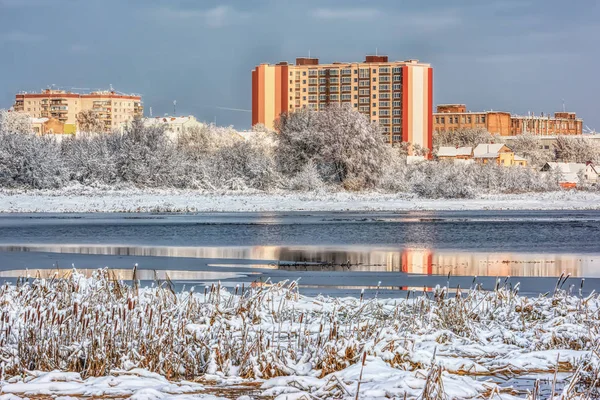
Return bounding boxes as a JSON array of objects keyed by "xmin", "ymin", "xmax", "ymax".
[
  {"xmin": 319, "ymin": 94, "xmax": 327, "ymax": 101},
  {"xmin": 379, "ymin": 118, "xmax": 390, "ymax": 124},
  {"xmin": 330, "ymin": 86, "xmax": 339, "ymax": 93},
  {"xmin": 330, "ymin": 94, "xmax": 339, "ymax": 101},
  {"xmin": 342, "ymin": 85, "xmax": 351, "ymax": 92},
  {"xmin": 341, "ymin": 94, "xmax": 351, "ymax": 101},
  {"xmin": 393, "ymin": 84, "xmax": 402, "ymax": 90},
  {"xmin": 467, "ymin": 116, "xmax": 472, "ymax": 123},
  {"xmin": 393, "ymin": 75, "xmax": 402, "ymax": 81},
  {"xmin": 393, "ymin": 129, "xmax": 401, "ymax": 135},
  {"xmin": 373, "ymin": 111, "xmax": 377, "ymax": 116},
  {"xmin": 302, "ymin": 96, "xmax": 306, "ymax": 101},
  {"xmin": 309, "ymin": 70, "xmax": 318, "ymax": 76},
  {"xmin": 379, "ymin": 101, "xmax": 390, "ymax": 107},
  {"xmin": 319, "ymin": 87, "xmax": 327, "ymax": 93},
  {"xmin": 373, "ymin": 77, "xmax": 376, "ymax": 82},
  {"xmin": 393, "ymin": 67, "xmax": 402, "ymax": 73},
  {"xmin": 481, "ymin": 116, "xmax": 486, "ymax": 123},
  {"xmin": 303, "ymin": 88, "xmax": 306, "ymax": 92},
  {"xmin": 309, "ymin": 95, "xmax": 317, "ymax": 101},
  {"xmin": 330, "ymin": 69, "xmax": 339, "ymax": 76},
  {"xmin": 373, "ymin": 94, "xmax": 377, "ymax": 99},
  {"xmin": 360, "ymin": 98, "xmax": 369, "ymax": 104},
  {"xmin": 379, "ymin": 84, "xmax": 390, "ymax": 91},
  {"xmin": 379, "ymin": 76, "xmax": 390, "ymax": 82},
  {"xmin": 454, "ymin": 117, "xmax": 459, "ymax": 123},
  {"xmin": 379, "ymin": 67, "xmax": 390, "ymax": 73},
  {"xmin": 359, "ymin": 81, "xmax": 369, "ymax": 87},
  {"xmin": 329, "ymin": 77, "xmax": 339, "ymax": 84},
  {"xmin": 308, "ymin": 87, "xmax": 317, "ymax": 93},
  {"xmin": 393, "ymin": 92, "xmax": 401, "ymax": 99},
  {"xmin": 393, "ymin": 109, "xmax": 401, "ymax": 116},
  {"xmin": 373, "ymin": 86, "xmax": 376, "ymax": 90},
  {"xmin": 379, "ymin": 93, "xmax": 390, "ymax": 99},
  {"xmin": 319, "ymin": 78, "xmax": 327, "ymax": 84},
  {"xmin": 354, "ymin": 103, "xmax": 358, "ymax": 107},
  {"xmin": 392, "ymin": 101, "xmax": 401, "ymax": 107},
  {"xmin": 341, "ymin": 77, "xmax": 352, "ymax": 83},
  {"xmin": 393, "ymin": 118, "xmax": 401, "ymax": 124},
  {"xmin": 373, "ymin": 103, "xmax": 376, "ymax": 107},
  {"xmin": 372, "ymin": 69, "xmax": 376, "ymax": 73},
  {"xmin": 354, "ymin": 95, "xmax": 358, "ymax": 99},
  {"xmin": 302, "ymin": 71, "xmax": 307, "ymax": 76},
  {"xmin": 342, "ymin": 68, "xmax": 352, "ymax": 75},
  {"xmin": 441, "ymin": 117, "xmax": 445, "ymax": 123},
  {"xmin": 380, "ymin": 110, "xmax": 390, "ymax": 116}
]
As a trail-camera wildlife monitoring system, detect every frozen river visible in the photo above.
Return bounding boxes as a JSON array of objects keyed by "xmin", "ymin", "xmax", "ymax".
[{"xmin": 1, "ymin": 210, "xmax": 599, "ymax": 297}]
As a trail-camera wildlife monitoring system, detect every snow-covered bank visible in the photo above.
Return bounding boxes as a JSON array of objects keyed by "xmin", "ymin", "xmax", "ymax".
[
  {"xmin": 1, "ymin": 269, "xmax": 599, "ymax": 399},
  {"xmin": 1, "ymin": 188, "xmax": 600, "ymax": 213}
]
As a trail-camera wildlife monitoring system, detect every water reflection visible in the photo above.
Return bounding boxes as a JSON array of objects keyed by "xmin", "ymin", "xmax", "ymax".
[
  {"xmin": 1, "ymin": 245, "xmax": 598, "ymax": 278},
  {"xmin": 0, "ymin": 268, "xmax": 248, "ymax": 281}
]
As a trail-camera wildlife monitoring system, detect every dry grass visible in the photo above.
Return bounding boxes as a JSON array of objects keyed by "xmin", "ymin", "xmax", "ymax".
[{"xmin": 1, "ymin": 269, "xmax": 600, "ymax": 399}]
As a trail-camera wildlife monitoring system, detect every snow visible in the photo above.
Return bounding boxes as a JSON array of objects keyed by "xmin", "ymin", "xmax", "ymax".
[
  {"xmin": 1, "ymin": 370, "xmax": 224, "ymax": 399},
  {"xmin": 1, "ymin": 188, "xmax": 600, "ymax": 213}
]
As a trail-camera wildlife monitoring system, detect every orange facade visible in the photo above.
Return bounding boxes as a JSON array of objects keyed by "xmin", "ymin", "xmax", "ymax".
[
  {"xmin": 251, "ymin": 55, "xmax": 433, "ymax": 152},
  {"xmin": 434, "ymin": 104, "xmax": 583, "ymax": 136}
]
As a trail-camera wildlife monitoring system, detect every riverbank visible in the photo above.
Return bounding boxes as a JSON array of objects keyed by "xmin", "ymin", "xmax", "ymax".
[{"xmin": 0, "ymin": 188, "xmax": 600, "ymax": 213}]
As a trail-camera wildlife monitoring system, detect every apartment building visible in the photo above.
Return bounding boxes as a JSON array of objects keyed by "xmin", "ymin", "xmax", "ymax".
[
  {"xmin": 252, "ymin": 55, "xmax": 433, "ymax": 151},
  {"xmin": 14, "ymin": 89, "xmax": 143, "ymax": 132},
  {"xmin": 433, "ymin": 104, "xmax": 583, "ymax": 136}
]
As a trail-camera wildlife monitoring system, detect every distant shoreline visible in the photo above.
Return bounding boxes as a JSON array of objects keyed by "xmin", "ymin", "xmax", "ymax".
[{"xmin": 1, "ymin": 188, "xmax": 599, "ymax": 213}]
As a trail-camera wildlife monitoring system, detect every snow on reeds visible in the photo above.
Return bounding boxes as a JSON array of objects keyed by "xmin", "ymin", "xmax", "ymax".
[{"xmin": 1, "ymin": 269, "xmax": 599, "ymax": 399}]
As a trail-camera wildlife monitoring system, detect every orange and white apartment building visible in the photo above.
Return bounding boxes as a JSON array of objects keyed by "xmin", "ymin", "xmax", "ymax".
[
  {"xmin": 252, "ymin": 55, "xmax": 433, "ymax": 151},
  {"xmin": 13, "ymin": 89, "xmax": 144, "ymax": 132}
]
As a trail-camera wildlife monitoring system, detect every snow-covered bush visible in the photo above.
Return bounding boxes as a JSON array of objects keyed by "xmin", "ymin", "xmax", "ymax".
[
  {"xmin": 286, "ymin": 161, "xmax": 326, "ymax": 191},
  {"xmin": 0, "ymin": 131, "xmax": 65, "ymax": 188}
]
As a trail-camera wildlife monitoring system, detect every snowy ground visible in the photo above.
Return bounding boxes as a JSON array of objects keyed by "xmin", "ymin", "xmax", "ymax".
[
  {"xmin": 0, "ymin": 270, "xmax": 598, "ymax": 399},
  {"xmin": 1, "ymin": 188, "xmax": 600, "ymax": 212}
]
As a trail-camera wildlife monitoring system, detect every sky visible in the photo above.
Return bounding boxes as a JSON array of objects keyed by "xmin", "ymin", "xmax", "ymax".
[{"xmin": 0, "ymin": 0, "xmax": 598, "ymax": 131}]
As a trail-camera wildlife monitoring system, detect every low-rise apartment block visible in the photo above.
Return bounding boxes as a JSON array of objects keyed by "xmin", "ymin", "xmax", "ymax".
[
  {"xmin": 433, "ymin": 104, "xmax": 582, "ymax": 136},
  {"xmin": 14, "ymin": 89, "xmax": 143, "ymax": 132},
  {"xmin": 252, "ymin": 55, "xmax": 433, "ymax": 151}
]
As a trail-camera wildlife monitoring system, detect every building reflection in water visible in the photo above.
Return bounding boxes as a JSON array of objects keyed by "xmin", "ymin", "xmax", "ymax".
[{"xmin": 0, "ymin": 245, "xmax": 598, "ymax": 277}]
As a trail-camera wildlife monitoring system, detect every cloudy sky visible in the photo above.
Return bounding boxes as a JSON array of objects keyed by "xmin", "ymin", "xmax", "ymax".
[{"xmin": 0, "ymin": 0, "xmax": 598, "ymax": 130}]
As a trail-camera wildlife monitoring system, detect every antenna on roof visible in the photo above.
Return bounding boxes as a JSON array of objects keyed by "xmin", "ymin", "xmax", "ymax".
[
  {"xmin": 562, "ymin": 99, "xmax": 566, "ymax": 112},
  {"xmin": 109, "ymin": 83, "xmax": 114, "ymax": 92},
  {"xmin": 149, "ymin": 107, "xmax": 153, "ymax": 117},
  {"xmin": 376, "ymin": 47, "xmax": 378, "ymax": 56},
  {"xmin": 308, "ymin": 49, "xmax": 311, "ymax": 58},
  {"xmin": 173, "ymin": 100, "xmax": 177, "ymax": 116}
]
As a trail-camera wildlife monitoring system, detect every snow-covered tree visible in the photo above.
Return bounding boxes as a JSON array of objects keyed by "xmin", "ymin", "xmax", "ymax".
[
  {"xmin": 503, "ymin": 133, "xmax": 552, "ymax": 167},
  {"xmin": 0, "ymin": 109, "xmax": 32, "ymax": 134},
  {"xmin": 277, "ymin": 105, "xmax": 387, "ymax": 189},
  {"xmin": 76, "ymin": 110, "xmax": 104, "ymax": 133},
  {"xmin": 434, "ymin": 128, "xmax": 494, "ymax": 149},
  {"xmin": 553, "ymin": 136, "xmax": 600, "ymax": 163}
]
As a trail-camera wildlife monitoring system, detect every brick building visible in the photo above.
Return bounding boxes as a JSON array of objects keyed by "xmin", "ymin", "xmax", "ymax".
[
  {"xmin": 252, "ymin": 55, "xmax": 433, "ymax": 151},
  {"xmin": 14, "ymin": 89, "xmax": 144, "ymax": 132},
  {"xmin": 433, "ymin": 104, "xmax": 582, "ymax": 136}
]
